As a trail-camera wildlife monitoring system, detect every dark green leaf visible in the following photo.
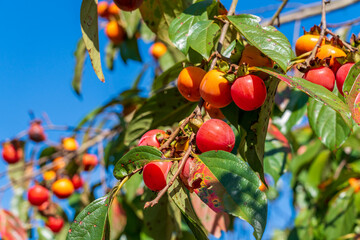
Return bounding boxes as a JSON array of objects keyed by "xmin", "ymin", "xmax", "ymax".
[
  {"xmin": 187, "ymin": 20, "xmax": 220, "ymax": 59},
  {"xmin": 324, "ymin": 188, "xmax": 356, "ymax": 240},
  {"xmin": 308, "ymin": 97, "xmax": 352, "ymax": 150},
  {"xmin": 124, "ymin": 88, "xmax": 196, "ymax": 145},
  {"xmin": 152, "ymin": 61, "xmax": 185, "ymax": 91},
  {"xmin": 264, "ymin": 137, "xmax": 288, "ymax": 183},
  {"xmin": 80, "ymin": 0, "xmax": 105, "ymax": 82},
  {"xmin": 168, "ymin": 0, "xmax": 214, "ymax": 54},
  {"xmin": 119, "ymin": 37, "xmax": 142, "ymax": 63},
  {"xmin": 67, "ymin": 195, "xmax": 110, "ymax": 240},
  {"xmin": 113, "ymin": 146, "xmax": 163, "ymax": 180},
  {"xmin": 272, "ymin": 90, "xmax": 308, "ymax": 134},
  {"xmin": 72, "ymin": 38, "xmax": 86, "ymax": 96},
  {"xmin": 167, "ymin": 162, "xmax": 209, "ymax": 240},
  {"xmin": 140, "ymin": 0, "xmax": 193, "ymax": 45},
  {"xmin": 227, "ymin": 15, "xmax": 294, "ymax": 72},
  {"xmin": 252, "ymin": 67, "xmax": 353, "ymax": 128},
  {"xmin": 196, "ymin": 151, "xmax": 267, "ymax": 240}
]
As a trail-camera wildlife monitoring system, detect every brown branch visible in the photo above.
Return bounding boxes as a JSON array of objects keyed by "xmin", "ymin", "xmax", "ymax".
[
  {"xmin": 334, "ymin": 159, "xmax": 347, "ymax": 179},
  {"xmin": 303, "ymin": 0, "xmax": 328, "ymax": 67},
  {"xmin": 326, "ymin": 28, "xmax": 358, "ymax": 52},
  {"xmin": 327, "ymin": 16, "xmax": 360, "ymax": 28},
  {"xmin": 144, "ymin": 133, "xmax": 195, "ymax": 208},
  {"xmin": 267, "ymin": 0, "xmax": 289, "ymax": 27},
  {"xmin": 262, "ymin": 0, "xmax": 360, "ymax": 26}
]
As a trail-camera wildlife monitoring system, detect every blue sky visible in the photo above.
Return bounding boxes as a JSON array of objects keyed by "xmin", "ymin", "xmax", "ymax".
[{"xmin": 1, "ymin": 0, "xmax": 360, "ymax": 238}]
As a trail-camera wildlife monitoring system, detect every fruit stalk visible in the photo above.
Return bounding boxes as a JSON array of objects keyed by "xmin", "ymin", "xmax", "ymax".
[
  {"xmin": 144, "ymin": 133, "xmax": 195, "ymax": 208},
  {"xmin": 325, "ymin": 28, "xmax": 358, "ymax": 52}
]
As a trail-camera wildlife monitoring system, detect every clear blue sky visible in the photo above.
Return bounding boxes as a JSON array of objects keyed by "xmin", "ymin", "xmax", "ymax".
[{"xmin": 1, "ymin": 0, "xmax": 360, "ymax": 239}]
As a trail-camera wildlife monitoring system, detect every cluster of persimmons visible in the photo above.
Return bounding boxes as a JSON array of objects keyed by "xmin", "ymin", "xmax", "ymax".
[{"xmin": 2, "ymin": 121, "xmax": 99, "ymax": 233}]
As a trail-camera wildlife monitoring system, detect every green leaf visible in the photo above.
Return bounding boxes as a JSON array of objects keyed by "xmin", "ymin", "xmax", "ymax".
[
  {"xmin": 119, "ymin": 37, "xmax": 142, "ymax": 63},
  {"xmin": 143, "ymin": 189, "xmax": 180, "ymax": 240},
  {"xmin": 140, "ymin": 0, "xmax": 193, "ymax": 45},
  {"xmin": 38, "ymin": 227, "xmax": 54, "ymax": 240},
  {"xmin": 152, "ymin": 61, "xmax": 185, "ymax": 91},
  {"xmin": 67, "ymin": 195, "xmax": 110, "ymax": 240},
  {"xmin": 306, "ymin": 150, "xmax": 330, "ymax": 188},
  {"xmin": 324, "ymin": 188, "xmax": 356, "ymax": 240},
  {"xmin": 80, "ymin": 0, "xmax": 105, "ymax": 82},
  {"xmin": 105, "ymin": 42, "xmax": 118, "ymax": 70},
  {"xmin": 167, "ymin": 162, "xmax": 209, "ymax": 240},
  {"xmin": 113, "ymin": 146, "xmax": 163, "ymax": 180},
  {"xmin": 343, "ymin": 61, "xmax": 360, "ymax": 99},
  {"xmin": 123, "ymin": 173, "xmax": 143, "ymax": 202},
  {"xmin": 343, "ymin": 62, "xmax": 360, "ymax": 125},
  {"xmin": 168, "ymin": 0, "xmax": 214, "ymax": 54},
  {"xmin": 11, "ymin": 188, "xmax": 30, "ymax": 223},
  {"xmin": 227, "ymin": 15, "xmax": 294, "ymax": 72},
  {"xmin": 264, "ymin": 136, "xmax": 288, "ymax": 183},
  {"xmin": 140, "ymin": 22, "xmax": 155, "ymax": 42},
  {"xmin": 72, "ymin": 38, "xmax": 86, "ymax": 96},
  {"xmin": 120, "ymin": 10, "xmax": 141, "ymax": 39},
  {"xmin": 196, "ymin": 151, "xmax": 267, "ymax": 240},
  {"xmin": 272, "ymin": 90, "xmax": 308, "ymax": 134},
  {"xmin": 308, "ymin": 97, "xmax": 352, "ymax": 150},
  {"xmin": 187, "ymin": 20, "xmax": 220, "ymax": 59},
  {"xmin": 124, "ymin": 88, "xmax": 196, "ymax": 145},
  {"xmin": 222, "ymin": 40, "xmax": 244, "ymax": 63},
  {"xmin": 252, "ymin": 67, "xmax": 353, "ymax": 128}
]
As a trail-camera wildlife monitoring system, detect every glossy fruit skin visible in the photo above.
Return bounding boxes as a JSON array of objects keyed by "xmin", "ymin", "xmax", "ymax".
[
  {"xmin": 138, "ymin": 129, "xmax": 166, "ymax": 148},
  {"xmin": 28, "ymin": 185, "xmax": 49, "ymax": 206},
  {"xmin": 231, "ymin": 75, "xmax": 267, "ymax": 111},
  {"xmin": 52, "ymin": 179, "xmax": 75, "ymax": 199},
  {"xmin": 143, "ymin": 162, "xmax": 172, "ymax": 191},
  {"xmin": 28, "ymin": 121, "xmax": 46, "ymax": 142},
  {"xmin": 114, "ymin": 0, "xmax": 144, "ymax": 11},
  {"xmin": 53, "ymin": 157, "xmax": 66, "ymax": 171},
  {"xmin": 105, "ymin": 21, "xmax": 125, "ymax": 44},
  {"xmin": 97, "ymin": 1, "xmax": 109, "ymax": 18},
  {"xmin": 295, "ymin": 35, "xmax": 324, "ymax": 56},
  {"xmin": 200, "ymin": 70, "xmax": 232, "ymax": 108},
  {"xmin": 204, "ymin": 102, "xmax": 225, "ymax": 119},
  {"xmin": 46, "ymin": 216, "xmax": 64, "ymax": 233},
  {"xmin": 177, "ymin": 66, "xmax": 206, "ymax": 102},
  {"xmin": 316, "ymin": 45, "xmax": 346, "ymax": 68},
  {"xmin": 2, "ymin": 143, "xmax": 22, "ymax": 164},
  {"xmin": 304, "ymin": 67, "xmax": 335, "ymax": 91},
  {"xmin": 63, "ymin": 138, "xmax": 78, "ymax": 151},
  {"xmin": 196, "ymin": 119, "xmax": 235, "ymax": 153},
  {"xmin": 82, "ymin": 153, "xmax": 98, "ymax": 171},
  {"xmin": 108, "ymin": 2, "xmax": 120, "ymax": 16},
  {"xmin": 240, "ymin": 45, "xmax": 273, "ymax": 68},
  {"xmin": 336, "ymin": 62, "xmax": 354, "ymax": 96},
  {"xmin": 43, "ymin": 170, "xmax": 56, "ymax": 181},
  {"xmin": 71, "ymin": 174, "xmax": 84, "ymax": 190},
  {"xmin": 150, "ymin": 42, "xmax": 167, "ymax": 59}
]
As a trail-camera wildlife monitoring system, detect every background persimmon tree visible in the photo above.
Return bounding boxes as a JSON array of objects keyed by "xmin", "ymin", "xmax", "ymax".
[{"xmin": 2, "ymin": 0, "xmax": 360, "ymax": 239}]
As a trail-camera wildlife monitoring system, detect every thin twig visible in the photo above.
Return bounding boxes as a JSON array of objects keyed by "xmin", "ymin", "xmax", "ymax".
[
  {"xmin": 326, "ymin": 28, "xmax": 358, "ymax": 52},
  {"xmin": 267, "ymin": 0, "xmax": 289, "ymax": 26},
  {"xmin": 303, "ymin": 0, "xmax": 328, "ymax": 67},
  {"xmin": 327, "ymin": 16, "xmax": 360, "ymax": 28},
  {"xmin": 334, "ymin": 159, "xmax": 347, "ymax": 179},
  {"xmin": 144, "ymin": 133, "xmax": 195, "ymax": 208}
]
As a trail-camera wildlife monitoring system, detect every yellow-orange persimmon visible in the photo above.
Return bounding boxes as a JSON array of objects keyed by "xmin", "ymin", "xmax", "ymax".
[
  {"xmin": 150, "ymin": 42, "xmax": 167, "ymax": 59},
  {"xmin": 177, "ymin": 66, "xmax": 206, "ymax": 102},
  {"xmin": 316, "ymin": 45, "xmax": 346, "ymax": 67},
  {"xmin": 199, "ymin": 70, "xmax": 232, "ymax": 108},
  {"xmin": 204, "ymin": 102, "xmax": 225, "ymax": 119},
  {"xmin": 62, "ymin": 137, "xmax": 79, "ymax": 151},
  {"xmin": 105, "ymin": 21, "xmax": 125, "ymax": 44},
  {"xmin": 295, "ymin": 35, "xmax": 325, "ymax": 56},
  {"xmin": 52, "ymin": 179, "xmax": 74, "ymax": 199}
]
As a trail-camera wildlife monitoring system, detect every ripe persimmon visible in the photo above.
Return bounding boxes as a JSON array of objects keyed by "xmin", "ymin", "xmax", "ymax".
[
  {"xmin": 28, "ymin": 120, "xmax": 46, "ymax": 142},
  {"xmin": 63, "ymin": 137, "xmax": 78, "ymax": 151},
  {"xmin": 28, "ymin": 185, "xmax": 49, "ymax": 206},
  {"xmin": 150, "ymin": 42, "xmax": 167, "ymax": 59},
  {"xmin": 177, "ymin": 66, "xmax": 206, "ymax": 102},
  {"xmin": 53, "ymin": 157, "xmax": 66, "ymax": 171},
  {"xmin": 105, "ymin": 21, "xmax": 125, "ymax": 44},
  {"xmin": 316, "ymin": 45, "xmax": 346, "ymax": 68},
  {"xmin": 204, "ymin": 102, "xmax": 225, "ymax": 119},
  {"xmin": 336, "ymin": 62, "xmax": 354, "ymax": 96},
  {"xmin": 108, "ymin": 2, "xmax": 120, "ymax": 16},
  {"xmin": 97, "ymin": 1, "xmax": 109, "ymax": 18},
  {"xmin": 43, "ymin": 170, "xmax": 56, "ymax": 181},
  {"xmin": 304, "ymin": 66, "xmax": 335, "ymax": 91},
  {"xmin": 2, "ymin": 142, "xmax": 22, "ymax": 164},
  {"xmin": 82, "ymin": 153, "xmax": 98, "ymax": 171},
  {"xmin": 46, "ymin": 216, "xmax": 64, "ymax": 233},
  {"xmin": 295, "ymin": 35, "xmax": 325, "ymax": 56},
  {"xmin": 240, "ymin": 45, "xmax": 273, "ymax": 69},
  {"xmin": 349, "ymin": 178, "xmax": 360, "ymax": 192},
  {"xmin": 199, "ymin": 70, "xmax": 232, "ymax": 108},
  {"xmin": 52, "ymin": 179, "xmax": 74, "ymax": 199}
]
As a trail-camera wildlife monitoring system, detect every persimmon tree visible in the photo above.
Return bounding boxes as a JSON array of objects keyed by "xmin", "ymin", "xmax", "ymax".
[{"xmin": 2, "ymin": 0, "xmax": 360, "ymax": 239}]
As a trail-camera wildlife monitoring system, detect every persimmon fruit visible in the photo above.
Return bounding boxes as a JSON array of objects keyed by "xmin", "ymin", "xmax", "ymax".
[
  {"xmin": 231, "ymin": 74, "xmax": 267, "ymax": 111},
  {"xmin": 196, "ymin": 119, "xmax": 235, "ymax": 153},
  {"xmin": 97, "ymin": 1, "xmax": 109, "ymax": 18},
  {"xmin": 295, "ymin": 35, "xmax": 324, "ymax": 56},
  {"xmin": 63, "ymin": 137, "xmax": 79, "ymax": 151},
  {"xmin": 177, "ymin": 66, "xmax": 206, "ymax": 102},
  {"xmin": 2, "ymin": 143, "xmax": 22, "ymax": 164},
  {"xmin": 143, "ymin": 162, "xmax": 172, "ymax": 191},
  {"xmin": 316, "ymin": 45, "xmax": 346, "ymax": 68},
  {"xmin": 71, "ymin": 174, "xmax": 84, "ymax": 190},
  {"xmin": 82, "ymin": 153, "xmax": 98, "ymax": 171},
  {"xmin": 28, "ymin": 185, "xmax": 49, "ymax": 206},
  {"xmin": 336, "ymin": 62, "xmax": 354, "ymax": 96},
  {"xmin": 46, "ymin": 216, "xmax": 64, "ymax": 233},
  {"xmin": 105, "ymin": 21, "xmax": 125, "ymax": 44},
  {"xmin": 52, "ymin": 179, "xmax": 75, "ymax": 199},
  {"xmin": 304, "ymin": 66, "xmax": 335, "ymax": 91},
  {"xmin": 150, "ymin": 42, "xmax": 167, "ymax": 59},
  {"xmin": 199, "ymin": 70, "xmax": 232, "ymax": 108},
  {"xmin": 114, "ymin": 0, "xmax": 144, "ymax": 11},
  {"xmin": 138, "ymin": 129, "xmax": 166, "ymax": 148},
  {"xmin": 204, "ymin": 102, "xmax": 225, "ymax": 119},
  {"xmin": 28, "ymin": 120, "xmax": 46, "ymax": 142}
]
